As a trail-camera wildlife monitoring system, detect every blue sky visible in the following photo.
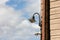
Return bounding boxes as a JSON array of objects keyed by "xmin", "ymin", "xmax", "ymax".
[
  {"xmin": 6, "ymin": 0, "xmax": 27, "ymax": 10},
  {"xmin": 0, "ymin": 0, "xmax": 41, "ymax": 40}
]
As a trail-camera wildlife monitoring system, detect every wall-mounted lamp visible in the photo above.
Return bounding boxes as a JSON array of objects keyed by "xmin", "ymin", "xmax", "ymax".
[
  {"xmin": 29, "ymin": 12, "xmax": 42, "ymax": 26},
  {"xmin": 28, "ymin": 12, "xmax": 42, "ymax": 36}
]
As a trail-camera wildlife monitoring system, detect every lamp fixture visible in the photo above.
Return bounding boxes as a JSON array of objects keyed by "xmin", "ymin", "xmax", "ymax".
[
  {"xmin": 28, "ymin": 12, "xmax": 42, "ymax": 27},
  {"xmin": 28, "ymin": 12, "xmax": 42, "ymax": 36}
]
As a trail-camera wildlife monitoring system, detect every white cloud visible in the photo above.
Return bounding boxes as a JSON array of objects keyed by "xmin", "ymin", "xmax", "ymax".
[
  {"xmin": 0, "ymin": 0, "xmax": 40, "ymax": 40},
  {"xmin": 32, "ymin": 23, "xmax": 40, "ymax": 29},
  {"xmin": 0, "ymin": 0, "xmax": 8, "ymax": 5},
  {"xmin": 22, "ymin": 0, "xmax": 41, "ymax": 17},
  {"xmin": 0, "ymin": 19, "xmax": 40, "ymax": 40}
]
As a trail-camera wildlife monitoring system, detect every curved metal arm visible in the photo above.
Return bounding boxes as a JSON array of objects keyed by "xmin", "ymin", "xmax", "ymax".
[
  {"xmin": 32, "ymin": 12, "xmax": 42, "ymax": 27},
  {"xmin": 28, "ymin": 12, "xmax": 42, "ymax": 40}
]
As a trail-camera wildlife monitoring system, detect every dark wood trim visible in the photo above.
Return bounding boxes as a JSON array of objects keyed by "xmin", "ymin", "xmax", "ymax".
[
  {"xmin": 45, "ymin": 0, "xmax": 50, "ymax": 40},
  {"xmin": 41, "ymin": 0, "xmax": 50, "ymax": 40}
]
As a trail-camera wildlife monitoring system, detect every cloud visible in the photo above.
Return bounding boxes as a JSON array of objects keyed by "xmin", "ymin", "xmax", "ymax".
[
  {"xmin": 21, "ymin": 0, "xmax": 41, "ymax": 17},
  {"xmin": 6, "ymin": 0, "xmax": 41, "ymax": 18},
  {"xmin": 0, "ymin": 0, "xmax": 40, "ymax": 40},
  {"xmin": 0, "ymin": 19, "xmax": 40, "ymax": 40},
  {"xmin": 0, "ymin": 0, "xmax": 8, "ymax": 4}
]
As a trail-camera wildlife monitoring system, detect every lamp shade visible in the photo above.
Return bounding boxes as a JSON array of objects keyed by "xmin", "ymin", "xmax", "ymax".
[{"xmin": 28, "ymin": 16, "xmax": 36, "ymax": 23}]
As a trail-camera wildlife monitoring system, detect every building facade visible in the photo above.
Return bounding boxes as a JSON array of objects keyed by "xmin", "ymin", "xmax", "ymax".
[
  {"xmin": 41, "ymin": 0, "xmax": 60, "ymax": 40},
  {"xmin": 50, "ymin": 0, "xmax": 60, "ymax": 40}
]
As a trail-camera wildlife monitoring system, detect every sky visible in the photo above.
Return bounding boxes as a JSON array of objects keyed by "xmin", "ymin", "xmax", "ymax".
[{"xmin": 0, "ymin": 0, "xmax": 41, "ymax": 40}]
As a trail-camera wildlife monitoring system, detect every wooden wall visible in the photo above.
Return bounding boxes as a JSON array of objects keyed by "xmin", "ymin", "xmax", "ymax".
[
  {"xmin": 41, "ymin": 0, "xmax": 50, "ymax": 40},
  {"xmin": 41, "ymin": 0, "xmax": 45, "ymax": 40},
  {"xmin": 50, "ymin": 0, "xmax": 60, "ymax": 40}
]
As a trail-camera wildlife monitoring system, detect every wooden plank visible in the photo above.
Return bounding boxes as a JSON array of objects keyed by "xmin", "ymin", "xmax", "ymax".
[
  {"xmin": 50, "ymin": 30, "xmax": 60, "ymax": 35},
  {"xmin": 41, "ymin": 0, "xmax": 45, "ymax": 40},
  {"xmin": 50, "ymin": 14, "xmax": 60, "ymax": 20},
  {"xmin": 50, "ymin": 19, "xmax": 60, "ymax": 24},
  {"xmin": 50, "ymin": 0, "xmax": 60, "ymax": 2},
  {"xmin": 51, "ymin": 38, "xmax": 60, "ymax": 40},
  {"xmin": 51, "ymin": 35, "xmax": 60, "ymax": 38},
  {"xmin": 50, "ymin": 7, "xmax": 60, "ymax": 14},
  {"xmin": 50, "ymin": 1, "xmax": 60, "ymax": 8},
  {"xmin": 51, "ymin": 36, "xmax": 60, "ymax": 40},
  {"xmin": 50, "ymin": 10, "xmax": 60, "ymax": 15},
  {"xmin": 50, "ymin": 0, "xmax": 55, "ymax": 1},
  {"xmin": 50, "ymin": 0, "xmax": 60, "ymax": 40},
  {"xmin": 50, "ymin": 7, "xmax": 60, "ymax": 12},
  {"xmin": 50, "ymin": 24, "xmax": 60, "ymax": 29},
  {"xmin": 51, "ymin": 30, "xmax": 60, "ymax": 40}
]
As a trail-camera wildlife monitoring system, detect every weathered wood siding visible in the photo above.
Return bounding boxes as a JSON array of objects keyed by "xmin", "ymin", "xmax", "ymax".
[
  {"xmin": 50, "ymin": 0, "xmax": 60, "ymax": 40},
  {"xmin": 41, "ymin": 0, "xmax": 45, "ymax": 40}
]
